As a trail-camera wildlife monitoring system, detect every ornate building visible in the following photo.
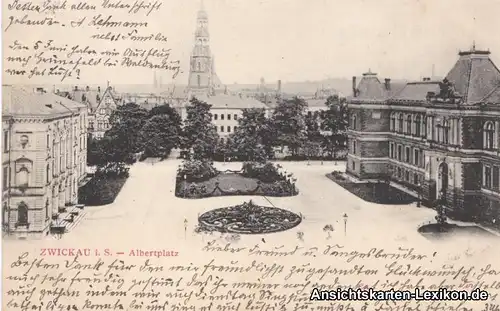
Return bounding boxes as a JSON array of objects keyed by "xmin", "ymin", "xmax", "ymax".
[
  {"xmin": 57, "ymin": 85, "xmax": 121, "ymax": 139},
  {"xmin": 187, "ymin": 2, "xmax": 222, "ymax": 96},
  {"xmin": 347, "ymin": 47, "xmax": 500, "ymax": 226},
  {"xmin": 2, "ymin": 86, "xmax": 88, "ymax": 238}
]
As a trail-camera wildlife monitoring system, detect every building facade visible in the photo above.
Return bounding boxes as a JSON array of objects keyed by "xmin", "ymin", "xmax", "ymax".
[
  {"xmin": 2, "ymin": 86, "xmax": 88, "ymax": 238},
  {"xmin": 347, "ymin": 48, "xmax": 500, "ymax": 226}
]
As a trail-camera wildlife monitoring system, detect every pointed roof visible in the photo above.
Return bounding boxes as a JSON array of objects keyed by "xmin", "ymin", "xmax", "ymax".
[
  {"xmin": 197, "ymin": 0, "xmax": 208, "ymax": 20},
  {"xmin": 481, "ymin": 85, "xmax": 500, "ymax": 104},
  {"xmin": 354, "ymin": 70, "xmax": 388, "ymax": 101},
  {"xmin": 445, "ymin": 47, "xmax": 500, "ymax": 104}
]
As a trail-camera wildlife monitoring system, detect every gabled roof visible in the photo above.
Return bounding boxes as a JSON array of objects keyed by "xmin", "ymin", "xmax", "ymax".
[
  {"xmin": 390, "ymin": 81, "xmax": 441, "ymax": 102},
  {"xmin": 3, "ymin": 85, "xmax": 86, "ymax": 118},
  {"xmin": 445, "ymin": 49, "xmax": 500, "ymax": 104}
]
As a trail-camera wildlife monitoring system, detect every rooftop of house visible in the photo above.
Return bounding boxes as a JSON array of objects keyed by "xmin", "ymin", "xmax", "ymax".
[
  {"xmin": 350, "ymin": 46, "xmax": 500, "ymax": 105},
  {"xmin": 195, "ymin": 94, "xmax": 270, "ymax": 110},
  {"xmin": 3, "ymin": 85, "xmax": 86, "ymax": 118}
]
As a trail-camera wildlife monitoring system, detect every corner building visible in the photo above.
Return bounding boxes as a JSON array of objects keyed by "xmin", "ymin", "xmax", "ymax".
[{"xmin": 347, "ymin": 48, "xmax": 500, "ymax": 226}]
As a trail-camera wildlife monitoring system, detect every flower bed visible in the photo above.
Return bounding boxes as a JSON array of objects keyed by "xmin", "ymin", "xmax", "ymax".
[
  {"xmin": 176, "ymin": 162, "xmax": 298, "ymax": 199},
  {"xmin": 326, "ymin": 172, "xmax": 415, "ymax": 205},
  {"xmin": 418, "ymin": 223, "xmax": 496, "ymax": 240},
  {"xmin": 197, "ymin": 200, "xmax": 302, "ymax": 234},
  {"xmin": 78, "ymin": 174, "xmax": 128, "ymax": 206}
]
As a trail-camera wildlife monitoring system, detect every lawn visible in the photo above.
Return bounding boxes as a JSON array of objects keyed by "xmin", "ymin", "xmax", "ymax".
[
  {"xmin": 78, "ymin": 175, "xmax": 128, "ymax": 206},
  {"xmin": 326, "ymin": 173, "xmax": 416, "ymax": 205}
]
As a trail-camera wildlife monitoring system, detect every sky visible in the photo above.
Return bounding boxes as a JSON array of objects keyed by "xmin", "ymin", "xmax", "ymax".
[{"xmin": 3, "ymin": 0, "xmax": 500, "ymax": 85}]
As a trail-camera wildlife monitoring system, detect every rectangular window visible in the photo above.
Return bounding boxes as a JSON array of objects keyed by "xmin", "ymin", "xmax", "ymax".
[
  {"xmin": 3, "ymin": 166, "xmax": 8, "ymax": 190},
  {"xmin": 414, "ymin": 174, "xmax": 419, "ymax": 185},
  {"xmin": 352, "ymin": 141, "xmax": 356, "ymax": 154},
  {"xmin": 352, "ymin": 162, "xmax": 356, "ymax": 170},
  {"xmin": 234, "ymin": 114, "xmax": 238, "ymax": 120},
  {"xmin": 214, "ymin": 114, "xmax": 218, "ymax": 120},
  {"xmin": 3, "ymin": 131, "xmax": 8, "ymax": 153},
  {"xmin": 227, "ymin": 126, "xmax": 231, "ymax": 132},
  {"xmin": 414, "ymin": 149, "xmax": 419, "ymax": 166},
  {"xmin": 220, "ymin": 126, "xmax": 224, "ymax": 132},
  {"xmin": 484, "ymin": 166, "xmax": 492, "ymax": 188},
  {"xmin": 405, "ymin": 171, "xmax": 410, "ymax": 182},
  {"xmin": 221, "ymin": 114, "xmax": 225, "ymax": 120},
  {"xmin": 397, "ymin": 145, "xmax": 402, "ymax": 161},
  {"xmin": 234, "ymin": 126, "xmax": 238, "ymax": 132},
  {"xmin": 405, "ymin": 147, "xmax": 410, "ymax": 163},
  {"xmin": 397, "ymin": 167, "xmax": 402, "ymax": 178},
  {"xmin": 227, "ymin": 114, "xmax": 231, "ymax": 120},
  {"xmin": 389, "ymin": 143, "xmax": 393, "ymax": 159},
  {"xmin": 493, "ymin": 166, "xmax": 499, "ymax": 190}
]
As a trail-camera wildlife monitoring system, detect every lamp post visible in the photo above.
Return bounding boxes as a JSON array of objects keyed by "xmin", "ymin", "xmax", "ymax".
[
  {"xmin": 417, "ymin": 182, "xmax": 421, "ymax": 207},
  {"xmin": 343, "ymin": 213, "xmax": 348, "ymax": 237}
]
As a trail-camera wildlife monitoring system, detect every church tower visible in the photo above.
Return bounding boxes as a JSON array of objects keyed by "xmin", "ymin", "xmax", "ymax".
[{"xmin": 187, "ymin": 1, "xmax": 222, "ymax": 96}]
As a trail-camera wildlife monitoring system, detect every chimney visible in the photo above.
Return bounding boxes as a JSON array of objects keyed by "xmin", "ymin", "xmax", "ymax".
[
  {"xmin": 277, "ymin": 80, "xmax": 282, "ymax": 93},
  {"xmin": 352, "ymin": 76, "xmax": 357, "ymax": 97},
  {"xmin": 422, "ymin": 77, "xmax": 431, "ymax": 82},
  {"xmin": 86, "ymin": 86, "xmax": 90, "ymax": 91},
  {"xmin": 384, "ymin": 78, "xmax": 391, "ymax": 91},
  {"xmin": 97, "ymin": 86, "xmax": 101, "ymax": 93}
]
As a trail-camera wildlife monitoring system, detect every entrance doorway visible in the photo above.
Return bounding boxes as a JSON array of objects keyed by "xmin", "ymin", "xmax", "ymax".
[{"xmin": 438, "ymin": 162, "xmax": 449, "ymax": 200}]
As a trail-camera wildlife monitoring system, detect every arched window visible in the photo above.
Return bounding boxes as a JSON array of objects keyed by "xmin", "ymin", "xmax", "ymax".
[
  {"xmin": 415, "ymin": 115, "xmax": 421, "ymax": 137},
  {"xmin": 443, "ymin": 120, "xmax": 450, "ymax": 144},
  {"xmin": 16, "ymin": 167, "xmax": 29, "ymax": 188},
  {"xmin": 484, "ymin": 122, "xmax": 495, "ymax": 149},
  {"xmin": 398, "ymin": 113, "xmax": 404, "ymax": 133},
  {"xmin": 422, "ymin": 117, "xmax": 427, "ymax": 137},
  {"xmin": 406, "ymin": 115, "xmax": 412, "ymax": 134},
  {"xmin": 352, "ymin": 115, "xmax": 357, "ymax": 130},
  {"xmin": 390, "ymin": 113, "xmax": 396, "ymax": 131},
  {"xmin": 46, "ymin": 164, "xmax": 50, "ymax": 184},
  {"xmin": 17, "ymin": 202, "xmax": 28, "ymax": 225}
]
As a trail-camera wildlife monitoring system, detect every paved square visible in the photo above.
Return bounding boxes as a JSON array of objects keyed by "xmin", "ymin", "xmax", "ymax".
[{"xmin": 4, "ymin": 160, "xmax": 495, "ymax": 254}]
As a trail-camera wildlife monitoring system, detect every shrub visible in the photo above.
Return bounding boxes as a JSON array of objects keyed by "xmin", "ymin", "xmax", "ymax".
[
  {"xmin": 178, "ymin": 159, "xmax": 219, "ymax": 182},
  {"xmin": 241, "ymin": 162, "xmax": 283, "ymax": 183}
]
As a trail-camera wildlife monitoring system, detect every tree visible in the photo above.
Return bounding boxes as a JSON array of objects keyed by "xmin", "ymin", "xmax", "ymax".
[
  {"xmin": 271, "ymin": 97, "xmax": 308, "ymax": 156},
  {"xmin": 320, "ymin": 95, "xmax": 348, "ymax": 158},
  {"xmin": 148, "ymin": 104, "xmax": 183, "ymax": 149},
  {"xmin": 107, "ymin": 103, "xmax": 149, "ymax": 155},
  {"xmin": 228, "ymin": 108, "xmax": 274, "ymax": 162},
  {"xmin": 181, "ymin": 97, "xmax": 219, "ymax": 160},
  {"xmin": 140, "ymin": 115, "xmax": 180, "ymax": 159}
]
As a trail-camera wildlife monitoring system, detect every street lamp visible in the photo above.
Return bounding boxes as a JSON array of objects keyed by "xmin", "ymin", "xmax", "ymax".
[
  {"xmin": 342, "ymin": 213, "xmax": 348, "ymax": 236},
  {"xmin": 184, "ymin": 218, "xmax": 188, "ymax": 239}
]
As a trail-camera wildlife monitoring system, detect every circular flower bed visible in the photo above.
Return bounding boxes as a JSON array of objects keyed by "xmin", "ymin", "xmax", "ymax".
[{"xmin": 197, "ymin": 200, "xmax": 302, "ymax": 234}]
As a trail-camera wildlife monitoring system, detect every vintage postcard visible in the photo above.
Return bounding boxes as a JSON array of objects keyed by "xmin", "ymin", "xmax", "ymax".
[{"xmin": 2, "ymin": 0, "xmax": 500, "ymax": 310}]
